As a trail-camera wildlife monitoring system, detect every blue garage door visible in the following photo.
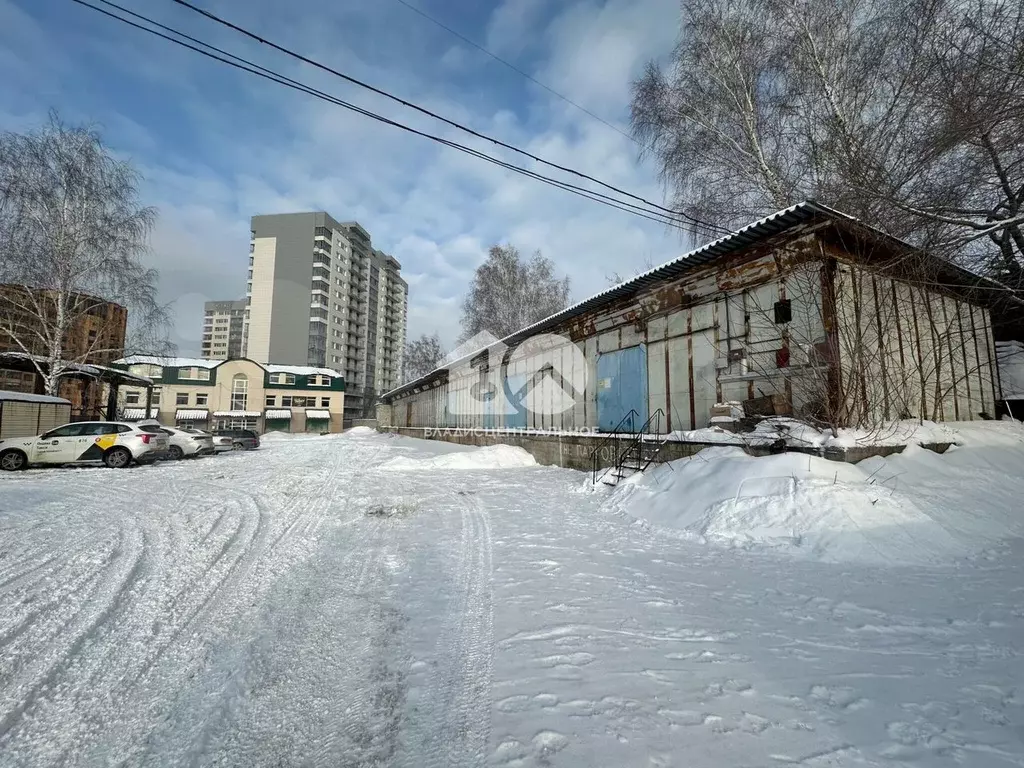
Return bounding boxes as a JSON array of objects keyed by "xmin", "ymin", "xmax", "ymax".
[{"xmin": 596, "ymin": 345, "xmax": 648, "ymax": 432}]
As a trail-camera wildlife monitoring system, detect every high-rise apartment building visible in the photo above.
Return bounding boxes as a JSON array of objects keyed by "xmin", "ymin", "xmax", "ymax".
[
  {"xmin": 200, "ymin": 299, "xmax": 246, "ymax": 360},
  {"xmin": 242, "ymin": 212, "xmax": 407, "ymax": 419}
]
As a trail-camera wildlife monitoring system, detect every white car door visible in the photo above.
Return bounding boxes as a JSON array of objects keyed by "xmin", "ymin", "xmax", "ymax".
[{"xmin": 30, "ymin": 424, "xmax": 88, "ymax": 463}]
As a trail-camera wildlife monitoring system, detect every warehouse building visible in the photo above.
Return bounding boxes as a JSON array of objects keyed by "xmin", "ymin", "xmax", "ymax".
[{"xmin": 379, "ymin": 203, "xmax": 1014, "ymax": 448}]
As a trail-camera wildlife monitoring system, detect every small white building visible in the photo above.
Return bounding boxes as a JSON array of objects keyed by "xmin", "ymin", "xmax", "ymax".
[{"xmin": 0, "ymin": 391, "xmax": 72, "ymax": 439}]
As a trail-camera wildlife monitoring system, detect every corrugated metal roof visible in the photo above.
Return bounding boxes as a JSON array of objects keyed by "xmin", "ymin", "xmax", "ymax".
[{"xmin": 381, "ymin": 200, "xmax": 1021, "ymax": 402}]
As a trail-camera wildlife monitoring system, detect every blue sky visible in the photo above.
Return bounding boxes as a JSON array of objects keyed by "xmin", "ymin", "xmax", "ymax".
[{"xmin": 0, "ymin": 0, "xmax": 691, "ymax": 354}]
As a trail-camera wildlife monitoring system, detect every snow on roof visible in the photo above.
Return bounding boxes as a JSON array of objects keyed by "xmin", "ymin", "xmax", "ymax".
[
  {"xmin": 0, "ymin": 390, "xmax": 71, "ymax": 405},
  {"xmin": 304, "ymin": 409, "xmax": 331, "ymax": 419},
  {"xmin": 265, "ymin": 409, "xmax": 292, "ymax": 419},
  {"xmin": 114, "ymin": 356, "xmax": 342, "ymax": 379},
  {"xmin": 118, "ymin": 355, "xmax": 221, "ymax": 370},
  {"xmin": 381, "ymin": 202, "xmax": 834, "ymax": 400},
  {"xmin": 0, "ymin": 352, "xmax": 152, "ymax": 385},
  {"xmin": 264, "ymin": 364, "xmax": 341, "ymax": 378},
  {"xmin": 997, "ymin": 341, "xmax": 1024, "ymax": 400}
]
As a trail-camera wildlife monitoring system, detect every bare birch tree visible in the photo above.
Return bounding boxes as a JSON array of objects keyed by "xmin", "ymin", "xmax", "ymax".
[
  {"xmin": 631, "ymin": 0, "xmax": 1024, "ymax": 280},
  {"xmin": 0, "ymin": 113, "xmax": 171, "ymax": 395},
  {"xmin": 460, "ymin": 244, "xmax": 571, "ymax": 342},
  {"xmin": 402, "ymin": 332, "xmax": 445, "ymax": 383}
]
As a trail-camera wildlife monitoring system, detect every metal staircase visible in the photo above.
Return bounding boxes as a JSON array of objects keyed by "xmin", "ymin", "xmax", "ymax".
[{"xmin": 591, "ymin": 409, "xmax": 669, "ymax": 486}]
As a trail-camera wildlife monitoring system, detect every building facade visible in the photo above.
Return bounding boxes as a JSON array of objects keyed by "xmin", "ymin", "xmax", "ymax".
[
  {"xmin": 380, "ymin": 203, "xmax": 1011, "ymax": 436},
  {"xmin": 201, "ymin": 299, "xmax": 246, "ymax": 359},
  {"xmin": 241, "ymin": 212, "xmax": 407, "ymax": 421},
  {"xmin": 0, "ymin": 286, "xmax": 127, "ymax": 416},
  {"xmin": 114, "ymin": 355, "xmax": 345, "ymax": 433}
]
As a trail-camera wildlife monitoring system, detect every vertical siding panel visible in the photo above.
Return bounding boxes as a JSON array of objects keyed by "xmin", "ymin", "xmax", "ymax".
[{"xmin": 940, "ymin": 296, "xmax": 960, "ymax": 420}]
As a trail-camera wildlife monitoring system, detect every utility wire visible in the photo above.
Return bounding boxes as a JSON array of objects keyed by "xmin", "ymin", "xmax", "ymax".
[
  {"xmin": 165, "ymin": 0, "xmax": 730, "ymax": 236},
  {"xmin": 72, "ymin": 0, "xmax": 703, "ymax": 233},
  {"xmin": 390, "ymin": 0, "xmax": 638, "ymax": 146}
]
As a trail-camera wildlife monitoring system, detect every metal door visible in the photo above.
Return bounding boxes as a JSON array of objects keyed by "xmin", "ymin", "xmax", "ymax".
[{"xmin": 596, "ymin": 345, "xmax": 648, "ymax": 432}]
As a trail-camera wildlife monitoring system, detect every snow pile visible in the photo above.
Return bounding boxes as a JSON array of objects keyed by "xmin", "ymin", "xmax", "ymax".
[
  {"xmin": 665, "ymin": 418, "xmax": 960, "ymax": 449},
  {"xmin": 607, "ymin": 446, "xmax": 967, "ymax": 564},
  {"xmin": 345, "ymin": 426, "xmax": 377, "ymax": 436},
  {"xmin": 997, "ymin": 340, "xmax": 1024, "ymax": 399},
  {"xmin": 0, "ymin": 390, "xmax": 69, "ymax": 404},
  {"xmin": 379, "ymin": 444, "xmax": 537, "ymax": 471}
]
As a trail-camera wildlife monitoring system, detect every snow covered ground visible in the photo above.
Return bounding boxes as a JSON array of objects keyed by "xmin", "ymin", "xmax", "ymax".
[{"xmin": 1, "ymin": 429, "xmax": 1022, "ymax": 766}]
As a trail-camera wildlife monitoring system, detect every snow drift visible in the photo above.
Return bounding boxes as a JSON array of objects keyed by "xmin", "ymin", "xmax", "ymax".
[
  {"xmin": 605, "ymin": 446, "xmax": 992, "ymax": 565},
  {"xmin": 345, "ymin": 426, "xmax": 378, "ymax": 436},
  {"xmin": 379, "ymin": 444, "xmax": 537, "ymax": 471}
]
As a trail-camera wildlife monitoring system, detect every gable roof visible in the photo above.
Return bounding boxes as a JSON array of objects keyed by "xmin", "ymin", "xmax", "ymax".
[{"xmin": 382, "ymin": 200, "xmax": 1021, "ymax": 402}]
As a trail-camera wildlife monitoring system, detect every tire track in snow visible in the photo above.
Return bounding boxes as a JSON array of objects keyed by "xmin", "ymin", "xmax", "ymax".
[
  {"xmin": 0, "ymin": 516, "xmax": 145, "ymax": 746},
  {"xmin": 417, "ymin": 488, "xmax": 495, "ymax": 768}
]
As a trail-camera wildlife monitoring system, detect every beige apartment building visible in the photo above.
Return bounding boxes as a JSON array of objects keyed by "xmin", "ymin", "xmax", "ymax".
[{"xmin": 113, "ymin": 355, "xmax": 346, "ymax": 433}]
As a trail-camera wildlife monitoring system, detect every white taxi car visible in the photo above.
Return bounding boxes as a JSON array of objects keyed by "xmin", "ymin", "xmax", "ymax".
[{"xmin": 0, "ymin": 421, "xmax": 169, "ymax": 471}]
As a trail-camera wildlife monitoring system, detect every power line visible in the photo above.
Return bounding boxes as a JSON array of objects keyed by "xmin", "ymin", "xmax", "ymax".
[
  {"xmin": 389, "ymin": 0, "xmax": 639, "ymax": 146},
  {"xmin": 71, "ymin": 0, "xmax": 701, "ymax": 233},
  {"xmin": 165, "ymin": 0, "xmax": 730, "ymax": 237}
]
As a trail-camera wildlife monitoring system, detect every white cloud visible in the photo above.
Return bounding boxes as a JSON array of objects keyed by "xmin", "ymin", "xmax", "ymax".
[{"xmin": 1, "ymin": 0, "xmax": 691, "ymax": 359}]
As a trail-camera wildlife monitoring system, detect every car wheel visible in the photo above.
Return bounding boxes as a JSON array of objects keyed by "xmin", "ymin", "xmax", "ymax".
[
  {"xmin": 0, "ymin": 449, "xmax": 27, "ymax": 471},
  {"xmin": 169, "ymin": 445, "xmax": 184, "ymax": 460},
  {"xmin": 232, "ymin": 441, "xmax": 244, "ymax": 451},
  {"xmin": 104, "ymin": 447, "xmax": 132, "ymax": 468}
]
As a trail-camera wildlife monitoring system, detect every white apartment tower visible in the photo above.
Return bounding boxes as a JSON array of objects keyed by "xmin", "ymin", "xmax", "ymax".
[
  {"xmin": 200, "ymin": 299, "xmax": 246, "ymax": 360},
  {"xmin": 241, "ymin": 212, "xmax": 407, "ymax": 419}
]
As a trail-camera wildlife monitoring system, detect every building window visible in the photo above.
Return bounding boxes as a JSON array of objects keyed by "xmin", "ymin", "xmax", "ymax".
[
  {"xmin": 265, "ymin": 395, "xmax": 276, "ymax": 407},
  {"xmin": 309, "ymin": 374, "xmax": 331, "ymax": 386},
  {"xmin": 320, "ymin": 397, "xmax": 330, "ymax": 408},
  {"xmin": 176, "ymin": 392, "xmax": 189, "ymax": 406},
  {"xmin": 129, "ymin": 363, "xmax": 162, "ymax": 379},
  {"xmin": 269, "ymin": 372, "xmax": 296, "ymax": 385},
  {"xmin": 151, "ymin": 388, "xmax": 161, "ymax": 405},
  {"xmin": 291, "ymin": 396, "xmax": 307, "ymax": 407},
  {"xmin": 177, "ymin": 366, "xmax": 211, "ymax": 381},
  {"xmin": 231, "ymin": 374, "xmax": 248, "ymax": 411},
  {"xmin": 125, "ymin": 391, "xmax": 140, "ymax": 404},
  {"xmin": 281, "ymin": 396, "xmax": 292, "ymax": 407},
  {"xmin": 196, "ymin": 393, "xmax": 208, "ymax": 406},
  {"xmin": 249, "ymin": 256, "xmax": 254, "ymax": 266}
]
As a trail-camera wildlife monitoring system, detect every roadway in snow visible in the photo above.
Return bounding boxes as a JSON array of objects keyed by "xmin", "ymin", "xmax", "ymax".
[{"xmin": 0, "ymin": 430, "xmax": 1022, "ymax": 766}]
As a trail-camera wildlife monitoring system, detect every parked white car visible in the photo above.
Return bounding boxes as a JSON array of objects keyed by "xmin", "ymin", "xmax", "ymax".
[
  {"xmin": 0, "ymin": 421, "xmax": 169, "ymax": 471},
  {"xmin": 211, "ymin": 434, "xmax": 235, "ymax": 453},
  {"xmin": 159, "ymin": 426, "xmax": 215, "ymax": 459}
]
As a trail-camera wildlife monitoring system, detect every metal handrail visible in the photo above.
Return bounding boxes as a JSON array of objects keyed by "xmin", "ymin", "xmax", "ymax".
[
  {"xmin": 590, "ymin": 408, "xmax": 640, "ymax": 482},
  {"xmin": 616, "ymin": 408, "xmax": 667, "ymax": 476}
]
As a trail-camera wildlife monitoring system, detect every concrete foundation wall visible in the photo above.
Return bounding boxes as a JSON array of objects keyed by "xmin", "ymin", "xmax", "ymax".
[{"xmin": 380, "ymin": 426, "xmax": 952, "ymax": 471}]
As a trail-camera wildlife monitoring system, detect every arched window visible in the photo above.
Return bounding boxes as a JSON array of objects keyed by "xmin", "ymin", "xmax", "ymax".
[{"xmin": 231, "ymin": 373, "xmax": 248, "ymax": 411}]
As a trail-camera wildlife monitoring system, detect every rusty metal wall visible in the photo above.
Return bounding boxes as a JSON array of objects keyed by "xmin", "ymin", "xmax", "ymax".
[{"xmin": 833, "ymin": 264, "xmax": 997, "ymax": 424}]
